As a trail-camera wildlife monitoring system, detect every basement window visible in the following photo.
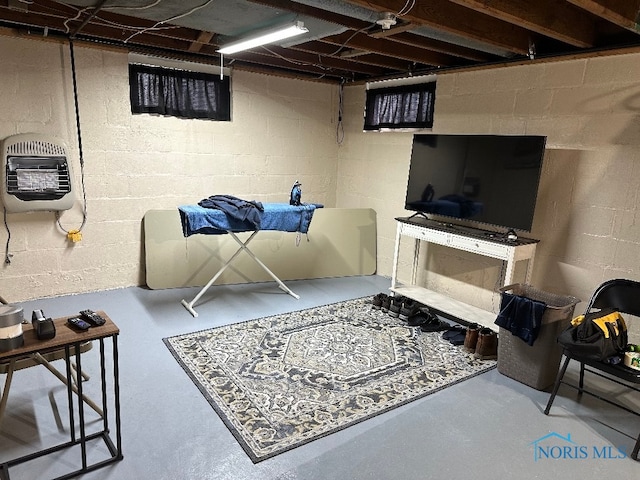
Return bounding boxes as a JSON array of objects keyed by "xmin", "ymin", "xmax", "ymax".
[
  {"xmin": 364, "ymin": 80, "xmax": 436, "ymax": 131},
  {"xmin": 129, "ymin": 63, "xmax": 230, "ymax": 121}
]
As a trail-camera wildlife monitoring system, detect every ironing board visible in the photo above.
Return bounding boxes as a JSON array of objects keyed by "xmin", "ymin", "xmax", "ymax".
[{"xmin": 178, "ymin": 203, "xmax": 322, "ymax": 317}]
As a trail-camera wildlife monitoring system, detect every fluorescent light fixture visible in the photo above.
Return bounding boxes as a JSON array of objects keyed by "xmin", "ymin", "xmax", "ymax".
[{"xmin": 217, "ymin": 21, "xmax": 308, "ymax": 55}]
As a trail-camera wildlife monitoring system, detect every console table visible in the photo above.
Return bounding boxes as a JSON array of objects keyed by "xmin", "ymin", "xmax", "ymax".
[
  {"xmin": 0, "ymin": 312, "xmax": 122, "ymax": 480},
  {"xmin": 391, "ymin": 216, "xmax": 539, "ymax": 330}
]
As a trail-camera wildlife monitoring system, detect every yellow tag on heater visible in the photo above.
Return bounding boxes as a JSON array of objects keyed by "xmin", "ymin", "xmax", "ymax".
[{"xmin": 68, "ymin": 230, "xmax": 82, "ymax": 243}]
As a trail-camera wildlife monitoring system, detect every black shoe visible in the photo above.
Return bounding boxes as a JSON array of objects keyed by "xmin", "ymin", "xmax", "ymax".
[
  {"xmin": 372, "ymin": 293, "xmax": 387, "ymax": 310},
  {"xmin": 419, "ymin": 315, "xmax": 449, "ymax": 332},
  {"xmin": 407, "ymin": 307, "xmax": 432, "ymax": 327},
  {"xmin": 389, "ymin": 296, "xmax": 404, "ymax": 318},
  {"xmin": 381, "ymin": 294, "xmax": 391, "ymax": 313},
  {"xmin": 399, "ymin": 298, "xmax": 421, "ymax": 321},
  {"xmin": 417, "ymin": 309, "xmax": 448, "ymax": 332}
]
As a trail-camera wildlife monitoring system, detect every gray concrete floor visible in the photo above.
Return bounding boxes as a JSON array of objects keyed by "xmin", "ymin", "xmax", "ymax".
[{"xmin": 1, "ymin": 275, "xmax": 638, "ymax": 479}]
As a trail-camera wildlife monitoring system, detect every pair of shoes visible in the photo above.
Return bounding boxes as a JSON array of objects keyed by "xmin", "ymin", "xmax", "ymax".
[
  {"xmin": 464, "ymin": 326, "xmax": 498, "ymax": 360},
  {"xmin": 372, "ymin": 293, "xmax": 404, "ymax": 316},
  {"xmin": 420, "ymin": 315, "xmax": 449, "ymax": 332},
  {"xmin": 407, "ymin": 307, "xmax": 449, "ymax": 332}
]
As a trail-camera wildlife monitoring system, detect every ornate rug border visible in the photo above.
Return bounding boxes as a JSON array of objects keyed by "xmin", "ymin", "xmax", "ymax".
[{"xmin": 163, "ymin": 297, "xmax": 496, "ymax": 463}]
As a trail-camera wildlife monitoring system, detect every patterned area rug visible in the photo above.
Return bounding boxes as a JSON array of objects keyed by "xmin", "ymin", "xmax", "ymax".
[{"xmin": 163, "ymin": 297, "xmax": 496, "ymax": 462}]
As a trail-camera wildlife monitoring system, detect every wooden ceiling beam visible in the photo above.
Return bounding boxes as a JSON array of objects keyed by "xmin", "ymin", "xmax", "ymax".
[
  {"xmin": 292, "ymin": 40, "xmax": 413, "ymax": 70},
  {"xmin": 369, "ymin": 22, "xmax": 416, "ymax": 37},
  {"xmin": 246, "ymin": 0, "xmax": 372, "ymax": 30},
  {"xmin": 379, "ymin": 31, "xmax": 495, "ymax": 62},
  {"xmin": 567, "ymin": 0, "xmax": 640, "ymax": 32},
  {"xmin": 448, "ymin": 0, "xmax": 596, "ymax": 47},
  {"xmin": 342, "ymin": 0, "xmax": 531, "ymax": 55},
  {"xmin": 255, "ymin": 44, "xmax": 389, "ymax": 76},
  {"xmin": 188, "ymin": 31, "xmax": 214, "ymax": 52},
  {"xmin": 227, "ymin": 50, "xmax": 346, "ymax": 78},
  {"xmin": 0, "ymin": 8, "xmax": 214, "ymax": 55},
  {"xmin": 230, "ymin": 62, "xmax": 338, "ymax": 83},
  {"xmin": 320, "ymin": 30, "xmax": 458, "ymax": 67},
  {"xmin": 5, "ymin": 0, "xmax": 212, "ymax": 44},
  {"xmin": 248, "ymin": 0, "xmax": 488, "ymax": 64}
]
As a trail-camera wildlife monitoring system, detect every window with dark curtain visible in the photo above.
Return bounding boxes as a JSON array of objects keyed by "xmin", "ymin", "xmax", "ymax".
[
  {"xmin": 364, "ymin": 82, "xmax": 436, "ymax": 130},
  {"xmin": 129, "ymin": 64, "xmax": 230, "ymax": 121}
]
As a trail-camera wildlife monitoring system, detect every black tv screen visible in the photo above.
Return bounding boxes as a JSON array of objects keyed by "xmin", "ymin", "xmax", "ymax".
[{"xmin": 405, "ymin": 134, "xmax": 546, "ymax": 232}]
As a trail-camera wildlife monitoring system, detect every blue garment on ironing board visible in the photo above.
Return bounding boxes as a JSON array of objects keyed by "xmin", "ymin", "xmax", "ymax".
[
  {"xmin": 198, "ymin": 195, "xmax": 264, "ymax": 229},
  {"xmin": 178, "ymin": 202, "xmax": 322, "ymax": 236},
  {"xmin": 494, "ymin": 292, "xmax": 546, "ymax": 346}
]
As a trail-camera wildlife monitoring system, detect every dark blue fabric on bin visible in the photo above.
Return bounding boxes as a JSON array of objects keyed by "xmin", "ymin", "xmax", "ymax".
[{"xmin": 495, "ymin": 293, "xmax": 547, "ymax": 346}]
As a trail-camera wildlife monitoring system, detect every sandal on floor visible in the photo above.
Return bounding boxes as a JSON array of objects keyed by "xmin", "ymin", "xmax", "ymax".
[
  {"xmin": 407, "ymin": 307, "xmax": 429, "ymax": 326},
  {"xmin": 420, "ymin": 316, "xmax": 449, "ymax": 332}
]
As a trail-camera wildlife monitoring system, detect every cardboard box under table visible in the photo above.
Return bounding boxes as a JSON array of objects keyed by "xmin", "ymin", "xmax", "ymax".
[{"xmin": 497, "ymin": 284, "xmax": 580, "ymax": 391}]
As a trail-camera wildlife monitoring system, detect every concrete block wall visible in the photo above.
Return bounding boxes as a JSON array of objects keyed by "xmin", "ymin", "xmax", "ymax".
[
  {"xmin": 339, "ymin": 53, "xmax": 640, "ymax": 341},
  {"xmin": 0, "ymin": 36, "xmax": 338, "ymax": 302}
]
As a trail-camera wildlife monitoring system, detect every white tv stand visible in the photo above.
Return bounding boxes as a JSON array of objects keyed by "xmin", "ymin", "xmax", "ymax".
[{"xmin": 390, "ymin": 216, "xmax": 538, "ymax": 330}]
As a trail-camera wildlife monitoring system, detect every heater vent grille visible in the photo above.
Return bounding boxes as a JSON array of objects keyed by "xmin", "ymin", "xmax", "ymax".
[
  {"xmin": 1, "ymin": 134, "xmax": 75, "ymax": 212},
  {"xmin": 6, "ymin": 140, "xmax": 66, "ymax": 157},
  {"xmin": 6, "ymin": 157, "xmax": 72, "ymax": 200}
]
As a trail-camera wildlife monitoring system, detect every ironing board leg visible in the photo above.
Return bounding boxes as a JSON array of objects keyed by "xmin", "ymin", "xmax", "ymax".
[
  {"xmin": 181, "ymin": 231, "xmax": 261, "ymax": 317},
  {"xmin": 181, "ymin": 230, "xmax": 300, "ymax": 317},
  {"xmin": 228, "ymin": 232, "xmax": 300, "ymax": 301}
]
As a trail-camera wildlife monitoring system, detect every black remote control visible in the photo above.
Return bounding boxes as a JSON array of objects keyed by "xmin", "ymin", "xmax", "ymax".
[
  {"xmin": 68, "ymin": 316, "xmax": 91, "ymax": 331},
  {"xmin": 79, "ymin": 309, "xmax": 106, "ymax": 326}
]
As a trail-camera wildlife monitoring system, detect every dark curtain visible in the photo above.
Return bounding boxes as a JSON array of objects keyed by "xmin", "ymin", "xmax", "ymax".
[
  {"xmin": 129, "ymin": 64, "xmax": 230, "ymax": 121},
  {"xmin": 364, "ymin": 82, "xmax": 436, "ymax": 130}
]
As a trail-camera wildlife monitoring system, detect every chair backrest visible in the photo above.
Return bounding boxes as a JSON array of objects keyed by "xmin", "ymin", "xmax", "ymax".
[{"xmin": 588, "ymin": 278, "xmax": 640, "ymax": 317}]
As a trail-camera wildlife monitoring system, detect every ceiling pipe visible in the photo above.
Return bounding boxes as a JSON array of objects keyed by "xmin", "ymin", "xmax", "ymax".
[{"xmin": 70, "ymin": 0, "xmax": 110, "ymax": 39}]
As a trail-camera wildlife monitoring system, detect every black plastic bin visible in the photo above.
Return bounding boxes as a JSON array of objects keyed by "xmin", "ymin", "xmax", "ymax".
[{"xmin": 496, "ymin": 284, "xmax": 580, "ymax": 391}]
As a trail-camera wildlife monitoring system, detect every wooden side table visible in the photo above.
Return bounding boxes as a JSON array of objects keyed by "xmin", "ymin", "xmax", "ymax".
[{"xmin": 0, "ymin": 312, "xmax": 123, "ymax": 480}]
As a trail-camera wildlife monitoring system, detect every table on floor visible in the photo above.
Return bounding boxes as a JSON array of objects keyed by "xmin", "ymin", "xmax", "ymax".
[{"xmin": 0, "ymin": 312, "xmax": 122, "ymax": 480}]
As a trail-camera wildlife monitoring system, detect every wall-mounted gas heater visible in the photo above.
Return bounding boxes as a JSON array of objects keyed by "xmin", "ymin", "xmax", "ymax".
[{"xmin": 1, "ymin": 134, "xmax": 75, "ymax": 213}]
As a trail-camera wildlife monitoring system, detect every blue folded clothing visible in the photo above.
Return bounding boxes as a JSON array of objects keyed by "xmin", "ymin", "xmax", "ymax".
[
  {"xmin": 494, "ymin": 292, "xmax": 546, "ymax": 346},
  {"xmin": 198, "ymin": 195, "xmax": 264, "ymax": 229},
  {"xmin": 178, "ymin": 202, "xmax": 323, "ymax": 236}
]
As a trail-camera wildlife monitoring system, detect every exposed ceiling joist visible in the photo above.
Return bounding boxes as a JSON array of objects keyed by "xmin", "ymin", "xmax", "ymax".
[
  {"xmin": 566, "ymin": 0, "xmax": 640, "ymax": 33},
  {"xmin": 379, "ymin": 31, "xmax": 493, "ymax": 62},
  {"xmin": 342, "ymin": 0, "xmax": 532, "ymax": 55},
  {"xmin": 0, "ymin": 0, "xmax": 638, "ymax": 83},
  {"xmin": 320, "ymin": 30, "xmax": 459, "ymax": 67},
  {"xmin": 188, "ymin": 31, "xmax": 215, "ymax": 53},
  {"xmin": 448, "ymin": 0, "xmax": 597, "ymax": 47}
]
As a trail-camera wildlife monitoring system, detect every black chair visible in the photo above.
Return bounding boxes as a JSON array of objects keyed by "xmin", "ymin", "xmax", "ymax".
[{"xmin": 544, "ymin": 278, "xmax": 640, "ymax": 460}]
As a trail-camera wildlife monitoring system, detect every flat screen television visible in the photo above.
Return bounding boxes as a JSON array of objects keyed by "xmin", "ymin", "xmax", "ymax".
[{"xmin": 404, "ymin": 134, "xmax": 546, "ymax": 232}]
